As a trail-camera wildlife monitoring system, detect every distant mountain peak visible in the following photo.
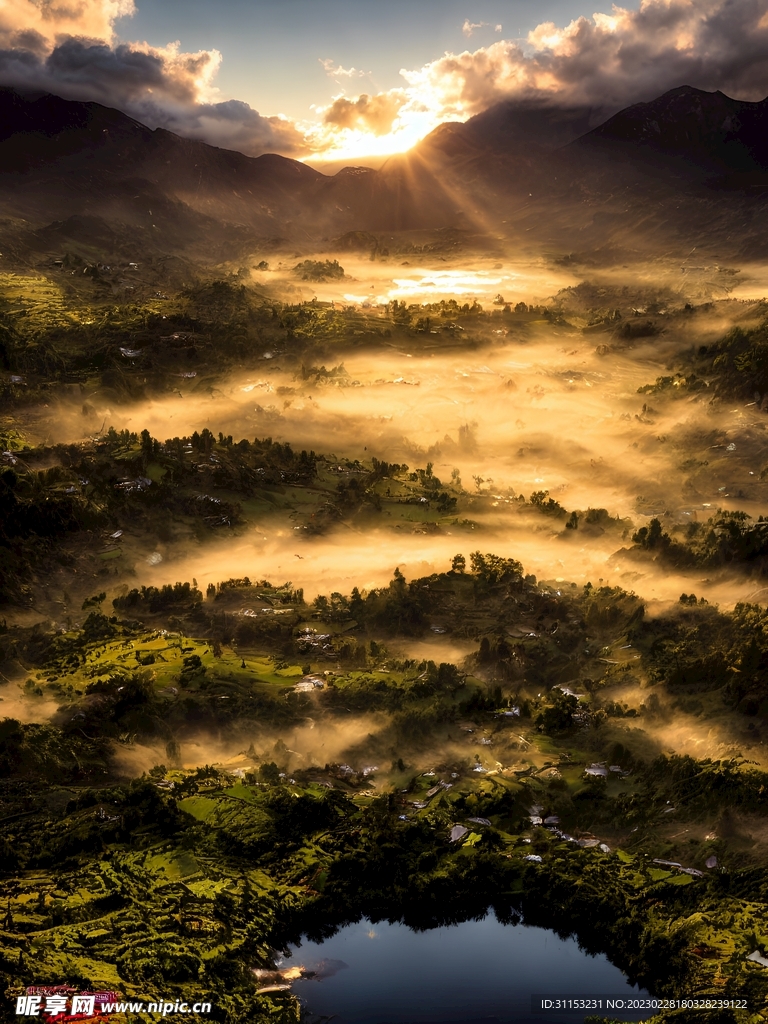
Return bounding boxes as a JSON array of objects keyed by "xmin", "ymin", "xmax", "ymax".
[
  {"xmin": 419, "ymin": 101, "xmax": 605, "ymax": 157},
  {"xmin": 581, "ymin": 85, "xmax": 768, "ymax": 172},
  {"xmin": 573, "ymin": 85, "xmax": 768, "ymax": 176}
]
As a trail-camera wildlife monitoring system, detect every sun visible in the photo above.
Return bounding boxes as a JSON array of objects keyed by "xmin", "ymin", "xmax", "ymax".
[{"xmin": 299, "ymin": 106, "xmax": 450, "ymax": 166}]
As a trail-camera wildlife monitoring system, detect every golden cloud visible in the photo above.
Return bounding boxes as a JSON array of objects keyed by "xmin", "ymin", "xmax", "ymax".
[
  {"xmin": 407, "ymin": 0, "xmax": 768, "ymax": 114},
  {"xmin": 309, "ymin": 0, "xmax": 768, "ymax": 160},
  {"xmin": 320, "ymin": 58, "xmax": 370, "ymax": 79},
  {"xmin": 2, "ymin": 0, "xmax": 768, "ymax": 163},
  {"xmin": 0, "ymin": 0, "xmax": 135, "ymax": 48},
  {"xmin": 322, "ymin": 90, "xmax": 407, "ymax": 135},
  {"xmin": 462, "ymin": 20, "xmax": 489, "ymax": 39}
]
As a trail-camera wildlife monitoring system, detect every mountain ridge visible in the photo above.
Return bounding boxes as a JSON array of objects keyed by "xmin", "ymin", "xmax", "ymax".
[
  {"xmin": 578, "ymin": 84, "xmax": 768, "ymax": 175},
  {"xmin": 2, "ymin": 83, "xmax": 768, "ymax": 263}
]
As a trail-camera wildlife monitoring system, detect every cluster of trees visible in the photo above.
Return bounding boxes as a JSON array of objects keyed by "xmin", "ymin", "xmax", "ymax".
[
  {"xmin": 637, "ymin": 372, "xmax": 707, "ymax": 396},
  {"xmin": 404, "ymin": 462, "xmax": 458, "ymax": 512},
  {"xmin": 465, "ymin": 551, "xmax": 524, "ymax": 587},
  {"xmin": 635, "ymin": 312, "xmax": 768, "ymax": 403},
  {"xmin": 293, "ymin": 259, "xmax": 345, "ymax": 281},
  {"xmin": 703, "ymin": 318, "xmax": 768, "ymax": 399},
  {"xmin": 113, "ymin": 582, "xmax": 202, "ymax": 614},
  {"xmin": 0, "ymin": 717, "xmax": 111, "ymax": 782},
  {"xmin": 632, "ymin": 512, "xmax": 768, "ymax": 567},
  {"xmin": 309, "ymin": 554, "xmax": 528, "ymax": 639},
  {"xmin": 529, "ymin": 489, "xmax": 567, "ymax": 516},
  {"xmin": 0, "ymin": 425, "xmax": 328, "ymax": 605},
  {"xmin": 0, "ymin": 466, "xmax": 107, "ymax": 542},
  {"xmin": 101, "ymin": 425, "xmax": 317, "ymax": 485},
  {"xmin": 214, "ymin": 578, "xmax": 304, "ymax": 606},
  {"xmin": 642, "ymin": 598, "xmax": 768, "ymax": 719},
  {"xmin": 642, "ymin": 754, "xmax": 768, "ymax": 813}
]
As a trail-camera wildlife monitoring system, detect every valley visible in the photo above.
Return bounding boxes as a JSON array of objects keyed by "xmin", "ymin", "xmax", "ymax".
[{"xmin": 2, "ymin": 81, "xmax": 768, "ymax": 1024}]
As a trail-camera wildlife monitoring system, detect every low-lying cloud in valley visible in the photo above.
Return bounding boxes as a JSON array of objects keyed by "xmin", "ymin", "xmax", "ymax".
[{"xmin": 28, "ymin": 252, "xmax": 768, "ymax": 613}]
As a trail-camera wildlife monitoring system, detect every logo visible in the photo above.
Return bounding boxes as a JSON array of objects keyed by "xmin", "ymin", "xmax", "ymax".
[{"xmin": 16, "ymin": 988, "xmax": 120, "ymax": 1021}]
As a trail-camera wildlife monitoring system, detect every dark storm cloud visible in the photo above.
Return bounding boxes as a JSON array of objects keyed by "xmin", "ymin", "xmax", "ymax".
[
  {"xmin": 3, "ymin": 0, "xmax": 768, "ymax": 160},
  {"xmin": 0, "ymin": 0, "xmax": 309, "ymax": 156}
]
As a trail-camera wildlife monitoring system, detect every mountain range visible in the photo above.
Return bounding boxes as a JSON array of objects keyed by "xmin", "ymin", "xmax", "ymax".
[{"xmin": 1, "ymin": 84, "xmax": 768, "ymax": 267}]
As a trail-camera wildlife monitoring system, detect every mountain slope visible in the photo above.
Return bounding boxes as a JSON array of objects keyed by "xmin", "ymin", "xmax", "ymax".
[
  {"xmin": 0, "ymin": 88, "xmax": 322, "ymax": 231},
  {"xmin": 0, "ymin": 87, "xmax": 461, "ymax": 254},
  {"xmin": 420, "ymin": 101, "xmax": 604, "ymax": 159},
  {"xmin": 577, "ymin": 85, "xmax": 768, "ymax": 179},
  {"xmin": 3, "ymin": 84, "xmax": 768, "ymax": 265}
]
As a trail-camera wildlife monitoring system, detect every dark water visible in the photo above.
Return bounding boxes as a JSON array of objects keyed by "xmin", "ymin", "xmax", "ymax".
[{"xmin": 287, "ymin": 913, "xmax": 650, "ymax": 1024}]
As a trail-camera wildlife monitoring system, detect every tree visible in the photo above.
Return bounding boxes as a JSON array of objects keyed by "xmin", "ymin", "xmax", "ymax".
[
  {"xmin": 537, "ymin": 691, "xmax": 578, "ymax": 734},
  {"xmin": 451, "ymin": 554, "xmax": 466, "ymax": 573},
  {"xmin": 530, "ymin": 490, "xmax": 565, "ymax": 515},
  {"xmin": 329, "ymin": 592, "xmax": 350, "ymax": 621},
  {"xmin": 469, "ymin": 552, "xmax": 523, "ymax": 585},
  {"xmin": 633, "ymin": 517, "xmax": 667, "ymax": 550},
  {"xmin": 140, "ymin": 429, "xmax": 154, "ymax": 461},
  {"xmin": 259, "ymin": 761, "xmax": 281, "ymax": 785}
]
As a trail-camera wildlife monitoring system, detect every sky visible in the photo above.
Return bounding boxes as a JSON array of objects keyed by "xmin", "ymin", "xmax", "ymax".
[
  {"xmin": 113, "ymin": 0, "xmax": 588, "ymax": 121},
  {"xmin": 1, "ymin": 0, "xmax": 768, "ymax": 163}
]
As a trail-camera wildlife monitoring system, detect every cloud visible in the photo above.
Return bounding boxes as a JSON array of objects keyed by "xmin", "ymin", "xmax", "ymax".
[
  {"xmin": 320, "ymin": 58, "xmax": 370, "ymax": 79},
  {"xmin": 163, "ymin": 98, "xmax": 307, "ymax": 155},
  {"xmin": 412, "ymin": 0, "xmax": 768, "ymax": 117},
  {"xmin": 0, "ymin": 0, "xmax": 135, "ymax": 49},
  {"xmin": 322, "ymin": 90, "xmax": 407, "ymax": 135},
  {"xmin": 311, "ymin": 0, "xmax": 768, "ymax": 159},
  {"xmin": 0, "ymin": 0, "xmax": 310, "ymax": 156},
  {"xmin": 462, "ymin": 20, "xmax": 489, "ymax": 38},
  {"xmin": 2, "ymin": 0, "xmax": 768, "ymax": 163}
]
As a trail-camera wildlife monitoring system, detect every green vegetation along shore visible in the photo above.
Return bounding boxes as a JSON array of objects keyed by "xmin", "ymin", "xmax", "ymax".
[{"xmin": 1, "ymin": 556, "xmax": 768, "ymax": 1022}]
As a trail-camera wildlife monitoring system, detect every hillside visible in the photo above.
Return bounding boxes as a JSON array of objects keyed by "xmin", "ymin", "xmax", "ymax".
[
  {"xmin": 3, "ymin": 84, "xmax": 768, "ymax": 266},
  {"xmin": 581, "ymin": 85, "xmax": 768, "ymax": 181},
  {"xmin": 0, "ymin": 87, "xmax": 461, "ymax": 260}
]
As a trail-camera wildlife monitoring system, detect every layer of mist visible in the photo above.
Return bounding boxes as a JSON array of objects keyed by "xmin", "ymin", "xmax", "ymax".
[{"xmin": 22, "ymin": 253, "xmax": 768, "ymax": 608}]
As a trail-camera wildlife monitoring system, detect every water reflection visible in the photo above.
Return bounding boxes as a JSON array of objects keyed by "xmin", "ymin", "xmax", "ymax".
[{"xmin": 286, "ymin": 914, "xmax": 648, "ymax": 1024}]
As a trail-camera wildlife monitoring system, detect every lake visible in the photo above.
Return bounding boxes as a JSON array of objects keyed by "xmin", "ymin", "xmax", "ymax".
[{"xmin": 287, "ymin": 913, "xmax": 650, "ymax": 1024}]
